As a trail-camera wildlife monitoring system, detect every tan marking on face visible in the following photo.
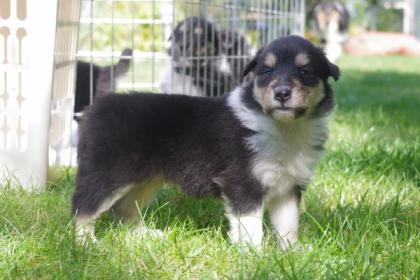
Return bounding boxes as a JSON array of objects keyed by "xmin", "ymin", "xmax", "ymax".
[
  {"xmin": 253, "ymin": 74, "xmax": 325, "ymax": 121},
  {"xmin": 317, "ymin": 10, "xmax": 340, "ymax": 31},
  {"xmin": 295, "ymin": 53, "xmax": 309, "ymax": 67},
  {"xmin": 306, "ymin": 83, "xmax": 325, "ymax": 112},
  {"xmin": 328, "ymin": 10, "xmax": 340, "ymax": 22},
  {"xmin": 253, "ymin": 79, "xmax": 278, "ymax": 114},
  {"xmin": 316, "ymin": 12, "xmax": 327, "ymax": 30},
  {"xmin": 264, "ymin": 52, "xmax": 276, "ymax": 67},
  {"xmin": 290, "ymin": 79, "xmax": 324, "ymax": 114}
]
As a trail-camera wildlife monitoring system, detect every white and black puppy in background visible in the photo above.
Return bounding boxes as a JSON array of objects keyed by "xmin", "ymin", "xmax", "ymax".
[
  {"xmin": 72, "ymin": 36, "xmax": 339, "ymax": 249},
  {"xmin": 312, "ymin": 1, "xmax": 350, "ymax": 62},
  {"xmin": 159, "ymin": 17, "xmax": 236, "ymax": 97}
]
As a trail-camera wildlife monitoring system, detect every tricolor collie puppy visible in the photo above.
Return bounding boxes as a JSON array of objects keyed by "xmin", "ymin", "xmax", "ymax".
[{"xmin": 72, "ymin": 36, "xmax": 339, "ymax": 249}]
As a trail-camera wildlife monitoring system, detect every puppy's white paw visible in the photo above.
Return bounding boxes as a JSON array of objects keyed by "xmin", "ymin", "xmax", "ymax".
[
  {"xmin": 226, "ymin": 208, "xmax": 264, "ymax": 250},
  {"xmin": 75, "ymin": 221, "xmax": 98, "ymax": 246},
  {"xmin": 132, "ymin": 226, "xmax": 164, "ymax": 239},
  {"xmin": 75, "ymin": 232, "xmax": 98, "ymax": 246},
  {"xmin": 229, "ymin": 229, "xmax": 263, "ymax": 250},
  {"xmin": 277, "ymin": 233, "xmax": 298, "ymax": 250}
]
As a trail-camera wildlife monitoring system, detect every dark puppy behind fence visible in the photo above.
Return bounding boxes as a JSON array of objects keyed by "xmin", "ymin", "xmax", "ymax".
[{"xmin": 160, "ymin": 16, "xmax": 250, "ymax": 97}]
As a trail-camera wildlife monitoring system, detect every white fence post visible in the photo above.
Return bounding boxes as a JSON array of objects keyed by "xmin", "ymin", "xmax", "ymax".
[{"xmin": 0, "ymin": 0, "xmax": 80, "ymax": 189}]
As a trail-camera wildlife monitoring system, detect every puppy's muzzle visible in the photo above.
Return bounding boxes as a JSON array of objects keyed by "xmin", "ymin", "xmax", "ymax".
[{"xmin": 274, "ymin": 85, "xmax": 292, "ymax": 103}]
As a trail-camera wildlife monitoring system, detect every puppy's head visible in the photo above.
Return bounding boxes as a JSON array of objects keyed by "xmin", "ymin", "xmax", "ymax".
[
  {"xmin": 169, "ymin": 17, "xmax": 220, "ymax": 67},
  {"xmin": 242, "ymin": 35, "xmax": 339, "ymax": 121},
  {"xmin": 314, "ymin": 2, "xmax": 349, "ymax": 34},
  {"xmin": 219, "ymin": 28, "xmax": 251, "ymax": 56}
]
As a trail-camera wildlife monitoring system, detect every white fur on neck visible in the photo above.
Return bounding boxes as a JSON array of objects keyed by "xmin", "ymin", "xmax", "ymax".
[{"xmin": 227, "ymin": 88, "xmax": 329, "ymax": 200}]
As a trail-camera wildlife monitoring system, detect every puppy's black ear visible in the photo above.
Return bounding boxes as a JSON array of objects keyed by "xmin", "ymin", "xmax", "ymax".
[
  {"xmin": 318, "ymin": 47, "xmax": 340, "ymax": 81},
  {"xmin": 327, "ymin": 60, "xmax": 340, "ymax": 81},
  {"xmin": 241, "ymin": 48, "xmax": 263, "ymax": 82}
]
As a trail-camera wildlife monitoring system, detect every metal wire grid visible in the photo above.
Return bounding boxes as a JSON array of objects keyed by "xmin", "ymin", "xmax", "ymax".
[{"xmin": 77, "ymin": 0, "xmax": 305, "ymax": 95}]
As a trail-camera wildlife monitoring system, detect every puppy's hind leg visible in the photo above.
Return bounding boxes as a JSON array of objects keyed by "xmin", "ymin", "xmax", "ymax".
[
  {"xmin": 113, "ymin": 178, "xmax": 163, "ymax": 238},
  {"xmin": 72, "ymin": 175, "xmax": 133, "ymax": 245}
]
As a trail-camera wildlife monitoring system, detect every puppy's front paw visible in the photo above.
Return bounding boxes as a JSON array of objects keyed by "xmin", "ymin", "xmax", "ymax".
[
  {"xmin": 226, "ymin": 208, "xmax": 264, "ymax": 249},
  {"xmin": 229, "ymin": 230, "xmax": 263, "ymax": 250},
  {"xmin": 75, "ymin": 221, "xmax": 98, "ymax": 246},
  {"xmin": 277, "ymin": 233, "xmax": 298, "ymax": 250},
  {"xmin": 132, "ymin": 226, "xmax": 164, "ymax": 239},
  {"xmin": 75, "ymin": 232, "xmax": 98, "ymax": 246},
  {"xmin": 228, "ymin": 222, "xmax": 263, "ymax": 249}
]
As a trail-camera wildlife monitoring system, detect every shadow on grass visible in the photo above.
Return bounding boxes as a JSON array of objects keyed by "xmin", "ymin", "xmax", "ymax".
[
  {"xmin": 334, "ymin": 70, "xmax": 420, "ymax": 126},
  {"xmin": 94, "ymin": 186, "xmax": 229, "ymax": 239},
  {"xmin": 145, "ymin": 186, "xmax": 228, "ymax": 232}
]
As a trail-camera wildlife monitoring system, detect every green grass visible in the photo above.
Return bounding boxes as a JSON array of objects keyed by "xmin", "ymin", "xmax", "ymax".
[{"xmin": 1, "ymin": 55, "xmax": 419, "ymax": 279}]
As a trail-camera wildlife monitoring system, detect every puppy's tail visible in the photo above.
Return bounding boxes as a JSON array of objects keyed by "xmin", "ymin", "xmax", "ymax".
[
  {"xmin": 96, "ymin": 48, "xmax": 132, "ymax": 97},
  {"xmin": 113, "ymin": 48, "xmax": 132, "ymax": 78}
]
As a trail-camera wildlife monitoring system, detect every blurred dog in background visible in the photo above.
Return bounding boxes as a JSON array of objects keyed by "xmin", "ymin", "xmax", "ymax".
[
  {"xmin": 159, "ymin": 17, "xmax": 245, "ymax": 97},
  {"xmin": 219, "ymin": 28, "xmax": 252, "ymax": 82},
  {"xmin": 312, "ymin": 1, "xmax": 350, "ymax": 62}
]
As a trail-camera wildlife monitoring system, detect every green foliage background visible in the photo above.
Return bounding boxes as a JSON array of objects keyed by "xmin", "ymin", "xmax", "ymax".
[{"xmin": 78, "ymin": 1, "xmax": 168, "ymax": 52}]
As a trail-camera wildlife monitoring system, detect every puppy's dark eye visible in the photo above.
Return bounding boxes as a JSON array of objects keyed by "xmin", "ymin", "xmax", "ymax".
[
  {"xmin": 298, "ymin": 67, "xmax": 319, "ymax": 86},
  {"xmin": 261, "ymin": 68, "xmax": 273, "ymax": 76},
  {"xmin": 299, "ymin": 68, "xmax": 312, "ymax": 76}
]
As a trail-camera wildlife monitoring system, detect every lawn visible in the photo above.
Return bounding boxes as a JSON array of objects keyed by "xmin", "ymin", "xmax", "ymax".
[{"xmin": 1, "ymin": 55, "xmax": 419, "ymax": 279}]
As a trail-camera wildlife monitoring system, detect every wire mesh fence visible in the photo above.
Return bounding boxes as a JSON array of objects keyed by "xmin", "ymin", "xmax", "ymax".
[{"xmin": 77, "ymin": 0, "xmax": 305, "ymax": 94}]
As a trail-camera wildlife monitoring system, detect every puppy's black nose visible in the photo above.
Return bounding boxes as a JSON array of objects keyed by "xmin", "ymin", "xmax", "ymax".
[{"xmin": 274, "ymin": 86, "xmax": 292, "ymax": 102}]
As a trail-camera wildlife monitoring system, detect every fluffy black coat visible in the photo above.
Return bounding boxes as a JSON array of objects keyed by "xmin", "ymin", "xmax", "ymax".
[{"xmin": 73, "ymin": 93, "xmax": 262, "ymax": 215}]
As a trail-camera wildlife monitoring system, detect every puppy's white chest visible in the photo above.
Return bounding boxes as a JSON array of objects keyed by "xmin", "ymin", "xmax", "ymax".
[
  {"xmin": 227, "ymin": 88, "xmax": 328, "ymax": 200},
  {"xmin": 250, "ymin": 133, "xmax": 323, "ymax": 200}
]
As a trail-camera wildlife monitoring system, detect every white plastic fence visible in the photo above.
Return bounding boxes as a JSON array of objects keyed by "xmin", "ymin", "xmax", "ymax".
[{"xmin": 0, "ymin": 0, "xmax": 80, "ymax": 188}]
